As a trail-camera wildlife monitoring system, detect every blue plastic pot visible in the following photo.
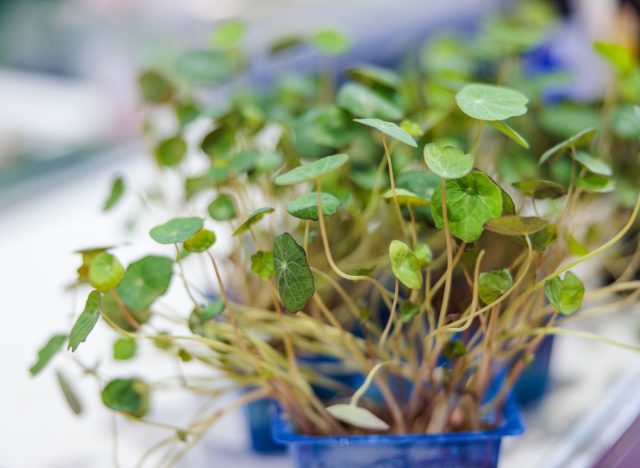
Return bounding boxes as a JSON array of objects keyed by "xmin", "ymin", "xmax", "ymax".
[
  {"xmin": 271, "ymin": 395, "xmax": 524, "ymax": 468},
  {"xmin": 513, "ymin": 334, "xmax": 555, "ymax": 406}
]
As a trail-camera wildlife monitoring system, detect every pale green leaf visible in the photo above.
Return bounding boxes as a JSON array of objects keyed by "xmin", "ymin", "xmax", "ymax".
[
  {"xmin": 150, "ymin": 217, "xmax": 204, "ymax": 244},
  {"xmin": 29, "ymin": 334, "xmax": 67, "ymax": 376},
  {"xmin": 423, "ymin": 143, "xmax": 474, "ymax": 179},
  {"xmin": 102, "ymin": 176, "xmax": 125, "ymax": 212},
  {"xmin": 311, "ymin": 29, "xmax": 350, "ymax": 56},
  {"xmin": 210, "ymin": 20, "xmax": 246, "ymax": 49},
  {"xmin": 326, "ymin": 404, "xmax": 389, "ymax": 431},
  {"xmin": 389, "ymin": 240, "xmax": 423, "ymax": 290},
  {"xmin": 381, "ymin": 188, "xmax": 429, "ymax": 206},
  {"xmin": 354, "ymin": 118, "xmax": 417, "ymax": 147},
  {"xmin": 287, "ymin": 192, "xmax": 341, "ymax": 220},
  {"xmin": 490, "ymin": 120, "xmax": 529, "ymax": 148},
  {"xmin": 113, "ymin": 337, "xmax": 137, "ymax": 360},
  {"xmin": 544, "ymin": 271, "xmax": 584, "ymax": 315},
  {"xmin": 274, "ymin": 154, "xmax": 349, "ymax": 185},
  {"xmin": 184, "ymin": 229, "xmax": 216, "ymax": 253},
  {"xmin": 455, "ymin": 84, "xmax": 528, "ymax": 121},
  {"xmin": 251, "ymin": 250, "xmax": 275, "ymax": 280},
  {"xmin": 539, "ymin": 128, "xmax": 596, "ymax": 165},
  {"xmin": 574, "ymin": 151, "xmax": 612, "ymax": 176},
  {"xmin": 117, "ymin": 256, "xmax": 173, "ymax": 309},
  {"xmin": 89, "ymin": 253, "xmax": 125, "ymax": 292}
]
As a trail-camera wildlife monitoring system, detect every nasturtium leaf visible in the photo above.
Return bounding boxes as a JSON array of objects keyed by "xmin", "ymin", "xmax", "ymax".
[
  {"xmin": 337, "ymin": 83, "xmax": 403, "ymax": 121},
  {"xmin": 311, "ymin": 29, "xmax": 350, "ymax": 56},
  {"xmin": 208, "ymin": 194, "xmax": 237, "ymax": 221},
  {"xmin": 389, "ymin": 240, "xmax": 423, "ymax": 290},
  {"xmin": 101, "ymin": 378, "xmax": 150, "ymax": 418},
  {"xmin": 175, "ymin": 100, "xmax": 200, "ymax": 127},
  {"xmin": 68, "ymin": 290, "xmax": 102, "ymax": 352},
  {"xmin": 287, "ymin": 192, "xmax": 341, "ymax": 220},
  {"xmin": 478, "ymin": 269, "xmax": 513, "ymax": 305},
  {"xmin": 443, "ymin": 339, "xmax": 467, "ymax": 360},
  {"xmin": 539, "ymin": 128, "xmax": 596, "ymax": 165},
  {"xmin": 397, "ymin": 172, "xmax": 440, "ymax": 222},
  {"xmin": 184, "ymin": 229, "xmax": 216, "ymax": 253},
  {"xmin": 455, "ymin": 84, "xmax": 528, "ymax": 121},
  {"xmin": 273, "ymin": 233, "xmax": 315, "ymax": 312},
  {"xmin": 274, "ymin": 154, "xmax": 349, "ymax": 186},
  {"xmin": 431, "ymin": 172, "xmax": 502, "ymax": 242},
  {"xmin": 574, "ymin": 152, "xmax": 612, "ymax": 176},
  {"xmin": 30, "ymin": 334, "xmax": 66, "ymax": 376},
  {"xmin": 530, "ymin": 224, "xmax": 558, "ymax": 252},
  {"xmin": 177, "ymin": 50, "xmax": 234, "ymax": 82},
  {"xmin": 150, "ymin": 217, "xmax": 204, "ymax": 244},
  {"xmin": 566, "ymin": 232, "xmax": 589, "ymax": 256},
  {"xmin": 484, "ymin": 215, "xmax": 549, "ymax": 236},
  {"xmin": 56, "ymin": 370, "xmax": 83, "ymax": 415},
  {"xmin": 490, "ymin": 120, "xmax": 529, "ymax": 149},
  {"xmin": 348, "ymin": 64, "xmax": 401, "ymax": 89},
  {"xmin": 250, "ymin": 250, "xmax": 275, "ymax": 280},
  {"xmin": 576, "ymin": 173, "xmax": 616, "ymax": 193},
  {"xmin": 201, "ymin": 125, "xmax": 234, "ymax": 160},
  {"xmin": 233, "ymin": 207, "xmax": 274, "ymax": 236},
  {"xmin": 326, "ymin": 404, "xmax": 389, "ymax": 431},
  {"xmin": 399, "ymin": 302, "xmax": 421, "ymax": 322},
  {"xmin": 117, "ymin": 256, "xmax": 173, "ymax": 309},
  {"xmin": 544, "ymin": 271, "xmax": 584, "ymax": 315},
  {"xmin": 304, "ymin": 106, "xmax": 355, "ymax": 148},
  {"xmin": 414, "ymin": 243, "xmax": 433, "ymax": 268},
  {"xmin": 102, "ymin": 176, "xmax": 125, "ymax": 212},
  {"xmin": 512, "ymin": 180, "xmax": 566, "ymax": 199},
  {"xmin": 201, "ymin": 300, "xmax": 225, "ymax": 320},
  {"xmin": 89, "ymin": 253, "xmax": 124, "ymax": 292},
  {"xmin": 381, "ymin": 188, "xmax": 429, "ymax": 206},
  {"xmin": 138, "ymin": 70, "xmax": 174, "ymax": 104},
  {"xmin": 155, "ymin": 136, "xmax": 187, "ymax": 167},
  {"xmin": 254, "ymin": 150, "xmax": 284, "ymax": 174},
  {"xmin": 102, "ymin": 293, "xmax": 150, "ymax": 332},
  {"xmin": 594, "ymin": 41, "xmax": 635, "ymax": 73},
  {"xmin": 400, "ymin": 119, "xmax": 423, "ymax": 137},
  {"xmin": 423, "ymin": 143, "xmax": 474, "ymax": 179},
  {"xmin": 501, "ymin": 188, "xmax": 516, "ymax": 215},
  {"xmin": 354, "ymin": 118, "xmax": 417, "ymax": 147},
  {"xmin": 210, "ymin": 20, "xmax": 246, "ymax": 49},
  {"xmin": 113, "ymin": 337, "xmax": 137, "ymax": 360}
]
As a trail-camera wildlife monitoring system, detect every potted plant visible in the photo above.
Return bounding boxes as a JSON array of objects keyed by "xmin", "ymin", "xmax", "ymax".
[{"xmin": 30, "ymin": 14, "xmax": 640, "ymax": 468}]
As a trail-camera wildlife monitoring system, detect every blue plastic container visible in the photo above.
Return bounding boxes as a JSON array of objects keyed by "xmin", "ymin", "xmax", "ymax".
[
  {"xmin": 272, "ymin": 395, "xmax": 524, "ymax": 468},
  {"xmin": 513, "ymin": 335, "xmax": 555, "ymax": 406}
]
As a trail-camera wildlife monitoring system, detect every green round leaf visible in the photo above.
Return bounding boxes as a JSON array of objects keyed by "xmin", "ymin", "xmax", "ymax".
[
  {"xmin": 273, "ymin": 233, "xmax": 315, "ymax": 312},
  {"xmin": 138, "ymin": 70, "xmax": 174, "ymax": 104},
  {"xmin": 478, "ymin": 269, "xmax": 513, "ymax": 304},
  {"xmin": 326, "ymin": 404, "xmax": 389, "ymax": 431},
  {"xmin": 68, "ymin": 290, "xmax": 102, "ymax": 352},
  {"xmin": 251, "ymin": 250, "xmax": 275, "ymax": 280},
  {"xmin": 89, "ymin": 253, "xmax": 125, "ymax": 292},
  {"xmin": 287, "ymin": 192, "xmax": 341, "ymax": 220},
  {"xmin": 455, "ymin": 84, "xmax": 528, "ymax": 121},
  {"xmin": 102, "ymin": 294, "xmax": 150, "ymax": 332},
  {"xmin": 311, "ymin": 29, "xmax": 350, "ymax": 56},
  {"xmin": 431, "ymin": 172, "xmax": 503, "ymax": 242},
  {"xmin": 484, "ymin": 215, "xmax": 549, "ymax": 236},
  {"xmin": 414, "ymin": 243, "xmax": 433, "ymax": 268},
  {"xmin": 183, "ymin": 229, "xmax": 216, "ymax": 253},
  {"xmin": 233, "ymin": 207, "xmax": 274, "ymax": 236},
  {"xmin": 354, "ymin": 118, "xmax": 417, "ymax": 147},
  {"xmin": 274, "ymin": 154, "xmax": 349, "ymax": 185},
  {"xmin": 210, "ymin": 20, "xmax": 246, "ymax": 49},
  {"xmin": 155, "ymin": 136, "xmax": 187, "ymax": 167},
  {"xmin": 117, "ymin": 256, "xmax": 173, "ymax": 309},
  {"xmin": 149, "ymin": 217, "xmax": 204, "ymax": 244},
  {"xmin": 512, "ymin": 180, "xmax": 566, "ymax": 199},
  {"xmin": 113, "ymin": 337, "xmax": 137, "ymax": 361},
  {"xmin": 423, "ymin": 143, "xmax": 474, "ymax": 179},
  {"xmin": 389, "ymin": 240, "xmax": 423, "ymax": 290},
  {"xmin": 337, "ymin": 83, "xmax": 403, "ymax": 121},
  {"xmin": 544, "ymin": 271, "xmax": 584, "ymax": 315},
  {"xmin": 101, "ymin": 378, "xmax": 150, "ymax": 418},
  {"xmin": 102, "ymin": 176, "xmax": 125, "ymax": 212},
  {"xmin": 208, "ymin": 194, "xmax": 237, "ymax": 221},
  {"xmin": 539, "ymin": 128, "xmax": 596, "ymax": 165}
]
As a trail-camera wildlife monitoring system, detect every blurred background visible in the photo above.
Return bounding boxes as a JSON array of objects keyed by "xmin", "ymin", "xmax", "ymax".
[{"xmin": 2, "ymin": 0, "xmax": 640, "ymax": 467}]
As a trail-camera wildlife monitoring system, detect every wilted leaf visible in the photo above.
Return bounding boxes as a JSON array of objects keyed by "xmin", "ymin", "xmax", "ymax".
[
  {"xmin": 68, "ymin": 290, "xmax": 102, "ymax": 352},
  {"xmin": 544, "ymin": 271, "xmax": 584, "ymax": 315},
  {"xmin": 389, "ymin": 240, "xmax": 423, "ymax": 290},
  {"xmin": 273, "ymin": 233, "xmax": 315, "ymax": 312},
  {"xmin": 326, "ymin": 404, "xmax": 389, "ymax": 431}
]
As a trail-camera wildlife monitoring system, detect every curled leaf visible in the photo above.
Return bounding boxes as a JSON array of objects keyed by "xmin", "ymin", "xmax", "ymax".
[
  {"xmin": 233, "ymin": 207, "xmax": 274, "ymax": 236},
  {"xmin": 484, "ymin": 215, "xmax": 548, "ymax": 236},
  {"xmin": 389, "ymin": 240, "xmax": 423, "ymax": 290},
  {"xmin": 544, "ymin": 271, "xmax": 584, "ymax": 315},
  {"xmin": 354, "ymin": 118, "xmax": 417, "ymax": 147}
]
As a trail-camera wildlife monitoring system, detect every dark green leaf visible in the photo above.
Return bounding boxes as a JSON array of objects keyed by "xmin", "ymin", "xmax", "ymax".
[
  {"xmin": 138, "ymin": 70, "xmax": 174, "ymax": 104},
  {"xmin": 455, "ymin": 84, "xmax": 528, "ymax": 121},
  {"xmin": 233, "ymin": 207, "xmax": 274, "ymax": 236},
  {"xmin": 530, "ymin": 224, "xmax": 557, "ymax": 252},
  {"xmin": 287, "ymin": 192, "xmax": 341, "ymax": 220},
  {"xmin": 102, "ymin": 176, "xmax": 125, "ymax": 212},
  {"xmin": 443, "ymin": 339, "xmax": 466, "ymax": 360},
  {"xmin": 149, "ymin": 217, "xmax": 204, "ymax": 244},
  {"xmin": 484, "ymin": 215, "xmax": 549, "ymax": 236},
  {"xmin": 113, "ymin": 337, "xmax": 137, "ymax": 360},
  {"xmin": 354, "ymin": 118, "xmax": 417, "ymax": 147},
  {"xmin": 273, "ymin": 233, "xmax": 315, "ymax": 312},
  {"xmin": 155, "ymin": 136, "xmax": 187, "ymax": 167},
  {"xmin": 423, "ymin": 143, "xmax": 474, "ymax": 179},
  {"xmin": 56, "ymin": 370, "xmax": 83, "ymax": 415},
  {"xmin": 101, "ymin": 378, "xmax": 150, "ymax": 417},
  {"xmin": 251, "ymin": 250, "xmax": 275, "ymax": 280},
  {"xmin": 102, "ymin": 293, "xmax": 150, "ymax": 332},
  {"xmin": 275, "ymin": 154, "xmax": 349, "ymax": 185},
  {"xmin": 512, "ymin": 179, "xmax": 566, "ymax": 199},
  {"xmin": 68, "ymin": 290, "xmax": 102, "ymax": 352},
  {"xmin": 389, "ymin": 240, "xmax": 423, "ymax": 290},
  {"xmin": 29, "ymin": 334, "xmax": 66, "ymax": 376},
  {"xmin": 576, "ymin": 173, "xmax": 616, "ymax": 193},
  {"xmin": 478, "ymin": 269, "xmax": 513, "ymax": 304},
  {"xmin": 117, "ymin": 256, "xmax": 173, "ymax": 309},
  {"xmin": 184, "ymin": 229, "xmax": 216, "ymax": 253},
  {"xmin": 544, "ymin": 271, "xmax": 584, "ymax": 315},
  {"xmin": 89, "ymin": 253, "xmax": 125, "ymax": 292}
]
